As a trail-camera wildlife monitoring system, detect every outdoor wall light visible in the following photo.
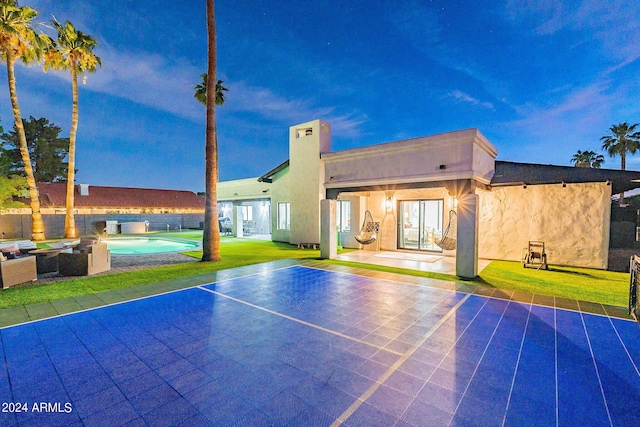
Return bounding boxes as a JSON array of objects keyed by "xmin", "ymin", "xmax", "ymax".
[
  {"xmin": 562, "ymin": 182, "xmax": 566, "ymax": 188},
  {"xmin": 385, "ymin": 197, "xmax": 393, "ymax": 211},
  {"xmin": 523, "ymin": 184, "xmax": 527, "ymax": 189}
]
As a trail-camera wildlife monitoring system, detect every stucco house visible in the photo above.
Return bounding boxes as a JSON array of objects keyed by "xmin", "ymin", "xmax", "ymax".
[{"xmin": 218, "ymin": 119, "xmax": 640, "ymax": 278}]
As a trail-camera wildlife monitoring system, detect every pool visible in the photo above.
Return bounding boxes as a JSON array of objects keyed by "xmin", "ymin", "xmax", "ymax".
[{"xmin": 104, "ymin": 237, "xmax": 199, "ymax": 255}]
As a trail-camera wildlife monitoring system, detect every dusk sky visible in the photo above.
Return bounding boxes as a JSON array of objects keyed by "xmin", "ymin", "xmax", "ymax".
[{"xmin": 1, "ymin": 0, "xmax": 639, "ymax": 192}]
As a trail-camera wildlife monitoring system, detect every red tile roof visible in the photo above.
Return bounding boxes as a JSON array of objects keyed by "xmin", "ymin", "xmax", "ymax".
[{"xmin": 38, "ymin": 183, "xmax": 205, "ymax": 210}]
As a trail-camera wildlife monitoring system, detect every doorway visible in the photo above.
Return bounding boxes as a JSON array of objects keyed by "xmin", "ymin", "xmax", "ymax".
[{"xmin": 398, "ymin": 199, "xmax": 444, "ymax": 252}]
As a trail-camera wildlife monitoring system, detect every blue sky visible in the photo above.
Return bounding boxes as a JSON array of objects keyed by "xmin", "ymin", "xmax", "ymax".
[{"xmin": 1, "ymin": 0, "xmax": 639, "ymax": 192}]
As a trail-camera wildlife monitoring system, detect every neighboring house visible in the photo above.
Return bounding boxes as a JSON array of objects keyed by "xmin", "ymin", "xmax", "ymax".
[
  {"xmin": 0, "ymin": 183, "xmax": 206, "ymax": 239},
  {"xmin": 37, "ymin": 183, "xmax": 205, "ymax": 214},
  {"xmin": 217, "ymin": 119, "xmax": 640, "ymax": 278}
]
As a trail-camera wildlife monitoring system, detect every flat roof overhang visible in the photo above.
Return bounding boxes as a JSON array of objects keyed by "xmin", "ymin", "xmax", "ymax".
[{"xmin": 492, "ymin": 161, "xmax": 640, "ymax": 194}]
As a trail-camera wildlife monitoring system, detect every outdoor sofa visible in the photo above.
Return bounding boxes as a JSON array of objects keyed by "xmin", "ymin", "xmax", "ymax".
[
  {"xmin": 58, "ymin": 239, "xmax": 111, "ymax": 276},
  {"xmin": 0, "ymin": 254, "xmax": 37, "ymax": 288}
]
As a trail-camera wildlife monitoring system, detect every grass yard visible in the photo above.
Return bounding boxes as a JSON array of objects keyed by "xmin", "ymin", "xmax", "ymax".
[{"xmin": 0, "ymin": 237, "xmax": 631, "ymax": 310}]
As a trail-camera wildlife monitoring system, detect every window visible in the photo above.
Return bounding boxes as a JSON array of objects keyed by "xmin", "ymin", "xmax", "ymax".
[
  {"xmin": 337, "ymin": 200, "xmax": 351, "ymax": 232},
  {"xmin": 277, "ymin": 203, "xmax": 290, "ymax": 230},
  {"xmin": 242, "ymin": 205, "xmax": 253, "ymax": 221}
]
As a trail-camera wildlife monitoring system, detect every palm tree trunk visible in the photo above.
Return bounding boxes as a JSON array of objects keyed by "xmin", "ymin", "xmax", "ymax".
[
  {"xmin": 202, "ymin": 0, "xmax": 221, "ymax": 261},
  {"xmin": 6, "ymin": 53, "xmax": 46, "ymax": 241},
  {"xmin": 64, "ymin": 64, "xmax": 78, "ymax": 238},
  {"xmin": 620, "ymin": 152, "xmax": 626, "ymax": 205}
]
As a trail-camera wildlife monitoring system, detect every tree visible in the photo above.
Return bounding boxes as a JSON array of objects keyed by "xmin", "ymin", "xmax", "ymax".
[
  {"xmin": 0, "ymin": 116, "xmax": 70, "ymax": 182},
  {"xmin": 44, "ymin": 18, "xmax": 101, "ymax": 238},
  {"xmin": 601, "ymin": 122, "xmax": 640, "ymax": 205},
  {"xmin": 571, "ymin": 150, "xmax": 604, "ymax": 168},
  {"xmin": 0, "ymin": 174, "xmax": 26, "ymax": 208},
  {"xmin": 202, "ymin": 0, "xmax": 221, "ymax": 261},
  {"xmin": 0, "ymin": 0, "xmax": 50, "ymax": 241},
  {"xmin": 194, "ymin": 73, "xmax": 227, "ymax": 106}
]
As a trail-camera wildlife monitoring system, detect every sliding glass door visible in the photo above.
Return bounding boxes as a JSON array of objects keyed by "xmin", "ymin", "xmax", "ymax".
[{"xmin": 398, "ymin": 199, "xmax": 444, "ymax": 251}]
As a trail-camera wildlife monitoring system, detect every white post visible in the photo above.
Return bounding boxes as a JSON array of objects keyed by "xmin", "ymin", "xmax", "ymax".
[
  {"xmin": 321, "ymin": 199, "xmax": 337, "ymax": 259},
  {"xmin": 456, "ymin": 192, "xmax": 479, "ymax": 279},
  {"xmin": 233, "ymin": 205, "xmax": 243, "ymax": 237}
]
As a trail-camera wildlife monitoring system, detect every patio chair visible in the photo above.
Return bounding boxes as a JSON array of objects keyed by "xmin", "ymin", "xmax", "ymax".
[
  {"xmin": 0, "ymin": 255, "xmax": 37, "ymax": 288},
  {"xmin": 58, "ymin": 241, "xmax": 111, "ymax": 276}
]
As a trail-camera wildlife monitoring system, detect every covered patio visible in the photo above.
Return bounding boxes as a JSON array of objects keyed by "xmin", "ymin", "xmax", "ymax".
[{"xmin": 335, "ymin": 250, "xmax": 492, "ymax": 275}]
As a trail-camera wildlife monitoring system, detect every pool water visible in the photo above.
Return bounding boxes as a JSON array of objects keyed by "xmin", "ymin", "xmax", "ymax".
[{"xmin": 104, "ymin": 237, "xmax": 199, "ymax": 255}]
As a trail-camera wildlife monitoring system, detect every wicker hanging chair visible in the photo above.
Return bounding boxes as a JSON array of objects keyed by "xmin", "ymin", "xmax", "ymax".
[
  {"xmin": 355, "ymin": 210, "xmax": 377, "ymax": 245},
  {"xmin": 435, "ymin": 210, "xmax": 457, "ymax": 250}
]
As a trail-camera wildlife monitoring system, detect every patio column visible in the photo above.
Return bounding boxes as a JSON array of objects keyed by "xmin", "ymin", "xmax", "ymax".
[
  {"xmin": 320, "ymin": 199, "xmax": 337, "ymax": 259},
  {"xmin": 233, "ymin": 204, "xmax": 243, "ymax": 237},
  {"xmin": 456, "ymin": 191, "xmax": 479, "ymax": 279}
]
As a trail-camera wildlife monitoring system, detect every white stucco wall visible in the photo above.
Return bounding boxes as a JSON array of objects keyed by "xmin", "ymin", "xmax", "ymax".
[
  {"xmin": 323, "ymin": 128, "xmax": 497, "ymax": 189},
  {"xmin": 478, "ymin": 182, "xmax": 611, "ymax": 269},
  {"xmin": 269, "ymin": 167, "xmax": 291, "ymax": 243}
]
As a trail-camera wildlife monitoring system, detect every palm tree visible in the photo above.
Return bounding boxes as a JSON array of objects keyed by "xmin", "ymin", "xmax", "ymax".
[
  {"xmin": 44, "ymin": 18, "xmax": 101, "ymax": 239},
  {"xmin": 571, "ymin": 150, "xmax": 604, "ymax": 168},
  {"xmin": 202, "ymin": 0, "xmax": 221, "ymax": 261},
  {"xmin": 194, "ymin": 73, "xmax": 227, "ymax": 106},
  {"xmin": 601, "ymin": 122, "xmax": 640, "ymax": 205},
  {"xmin": 0, "ymin": 0, "xmax": 50, "ymax": 241}
]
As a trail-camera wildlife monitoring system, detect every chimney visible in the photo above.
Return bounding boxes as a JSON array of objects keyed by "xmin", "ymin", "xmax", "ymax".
[{"xmin": 78, "ymin": 184, "xmax": 89, "ymax": 196}]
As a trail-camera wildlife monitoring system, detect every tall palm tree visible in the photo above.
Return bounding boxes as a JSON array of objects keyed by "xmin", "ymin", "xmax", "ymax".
[
  {"xmin": 601, "ymin": 122, "xmax": 640, "ymax": 205},
  {"xmin": 0, "ymin": 0, "xmax": 49, "ymax": 241},
  {"xmin": 194, "ymin": 73, "xmax": 227, "ymax": 106},
  {"xmin": 44, "ymin": 18, "xmax": 101, "ymax": 239},
  {"xmin": 202, "ymin": 0, "xmax": 221, "ymax": 261},
  {"xmin": 571, "ymin": 150, "xmax": 604, "ymax": 168}
]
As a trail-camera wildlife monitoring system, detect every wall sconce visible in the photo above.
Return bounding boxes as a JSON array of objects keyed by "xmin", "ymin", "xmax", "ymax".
[
  {"xmin": 523, "ymin": 184, "xmax": 527, "ymax": 189},
  {"xmin": 451, "ymin": 196, "xmax": 458, "ymax": 210},
  {"xmin": 562, "ymin": 182, "xmax": 566, "ymax": 188},
  {"xmin": 606, "ymin": 180, "xmax": 611, "ymax": 186},
  {"xmin": 385, "ymin": 196, "xmax": 393, "ymax": 211}
]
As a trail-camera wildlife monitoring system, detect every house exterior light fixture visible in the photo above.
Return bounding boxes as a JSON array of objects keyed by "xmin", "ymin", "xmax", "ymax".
[{"xmin": 385, "ymin": 196, "xmax": 393, "ymax": 211}]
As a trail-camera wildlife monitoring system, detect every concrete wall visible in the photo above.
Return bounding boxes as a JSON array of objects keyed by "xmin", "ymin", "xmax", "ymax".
[
  {"xmin": 478, "ymin": 182, "xmax": 611, "ymax": 269},
  {"xmin": 0, "ymin": 213, "xmax": 204, "ymax": 239}
]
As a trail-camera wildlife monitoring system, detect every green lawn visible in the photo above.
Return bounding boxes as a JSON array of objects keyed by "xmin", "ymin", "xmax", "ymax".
[{"xmin": 0, "ymin": 237, "xmax": 631, "ymax": 309}]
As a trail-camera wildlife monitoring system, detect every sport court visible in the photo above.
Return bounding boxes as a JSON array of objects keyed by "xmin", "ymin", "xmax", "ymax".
[{"xmin": 1, "ymin": 265, "xmax": 639, "ymax": 426}]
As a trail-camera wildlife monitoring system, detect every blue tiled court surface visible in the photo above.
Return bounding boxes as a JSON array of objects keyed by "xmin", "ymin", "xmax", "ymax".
[{"xmin": 1, "ymin": 265, "xmax": 639, "ymax": 426}]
